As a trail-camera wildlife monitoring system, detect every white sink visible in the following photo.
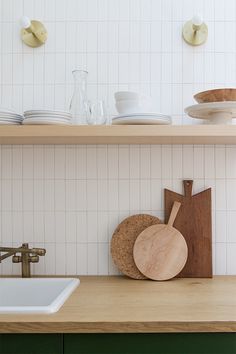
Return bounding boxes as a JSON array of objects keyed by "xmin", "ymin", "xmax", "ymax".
[{"xmin": 0, "ymin": 278, "xmax": 80, "ymax": 314}]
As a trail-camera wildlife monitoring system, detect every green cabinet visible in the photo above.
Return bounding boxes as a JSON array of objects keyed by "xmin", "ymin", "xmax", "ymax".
[
  {"xmin": 1, "ymin": 333, "xmax": 236, "ymax": 354},
  {"xmin": 64, "ymin": 333, "xmax": 236, "ymax": 354},
  {"xmin": 0, "ymin": 334, "xmax": 63, "ymax": 354}
]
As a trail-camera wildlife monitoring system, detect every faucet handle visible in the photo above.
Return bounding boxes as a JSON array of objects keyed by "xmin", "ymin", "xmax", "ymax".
[
  {"xmin": 29, "ymin": 255, "xmax": 39, "ymax": 263},
  {"xmin": 13, "ymin": 255, "xmax": 22, "ymax": 263},
  {"xmin": 32, "ymin": 248, "xmax": 46, "ymax": 256}
]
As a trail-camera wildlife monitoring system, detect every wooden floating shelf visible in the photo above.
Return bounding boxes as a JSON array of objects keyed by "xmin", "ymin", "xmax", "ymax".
[{"xmin": 0, "ymin": 125, "xmax": 236, "ymax": 145}]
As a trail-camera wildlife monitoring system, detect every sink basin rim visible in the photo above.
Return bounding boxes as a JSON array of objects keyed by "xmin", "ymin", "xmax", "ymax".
[{"xmin": 0, "ymin": 277, "xmax": 80, "ymax": 314}]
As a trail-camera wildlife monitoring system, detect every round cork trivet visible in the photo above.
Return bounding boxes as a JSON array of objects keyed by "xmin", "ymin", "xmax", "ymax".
[{"xmin": 111, "ymin": 214, "xmax": 162, "ymax": 279}]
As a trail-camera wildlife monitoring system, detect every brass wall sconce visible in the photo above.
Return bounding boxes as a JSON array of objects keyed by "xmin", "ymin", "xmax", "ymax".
[
  {"xmin": 20, "ymin": 16, "xmax": 48, "ymax": 48},
  {"xmin": 182, "ymin": 14, "xmax": 208, "ymax": 46}
]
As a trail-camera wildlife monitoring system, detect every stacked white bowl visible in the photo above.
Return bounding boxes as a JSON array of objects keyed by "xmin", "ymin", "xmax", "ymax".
[{"xmin": 114, "ymin": 91, "xmax": 152, "ymax": 114}]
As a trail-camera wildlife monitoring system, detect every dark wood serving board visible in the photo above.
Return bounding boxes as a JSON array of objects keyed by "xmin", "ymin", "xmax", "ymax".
[{"xmin": 164, "ymin": 180, "xmax": 212, "ymax": 278}]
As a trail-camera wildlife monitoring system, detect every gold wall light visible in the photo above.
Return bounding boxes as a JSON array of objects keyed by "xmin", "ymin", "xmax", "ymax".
[
  {"xmin": 20, "ymin": 16, "xmax": 48, "ymax": 48},
  {"xmin": 182, "ymin": 14, "xmax": 208, "ymax": 46}
]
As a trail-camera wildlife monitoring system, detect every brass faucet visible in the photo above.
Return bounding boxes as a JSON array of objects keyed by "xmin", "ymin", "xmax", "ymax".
[{"xmin": 0, "ymin": 243, "xmax": 46, "ymax": 278}]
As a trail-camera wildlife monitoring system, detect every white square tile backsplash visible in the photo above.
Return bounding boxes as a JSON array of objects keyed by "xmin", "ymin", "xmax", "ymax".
[{"xmin": 1, "ymin": 0, "xmax": 236, "ymax": 275}]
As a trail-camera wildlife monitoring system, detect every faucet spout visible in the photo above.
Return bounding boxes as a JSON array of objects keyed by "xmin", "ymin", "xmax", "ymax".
[{"xmin": 0, "ymin": 250, "xmax": 16, "ymax": 262}]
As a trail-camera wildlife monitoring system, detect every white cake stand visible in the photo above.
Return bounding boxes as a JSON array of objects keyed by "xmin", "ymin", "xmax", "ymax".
[{"xmin": 185, "ymin": 102, "xmax": 236, "ymax": 124}]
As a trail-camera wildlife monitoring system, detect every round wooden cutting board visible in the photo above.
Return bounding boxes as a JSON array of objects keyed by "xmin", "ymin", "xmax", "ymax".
[
  {"xmin": 133, "ymin": 202, "xmax": 188, "ymax": 281},
  {"xmin": 111, "ymin": 214, "xmax": 161, "ymax": 279}
]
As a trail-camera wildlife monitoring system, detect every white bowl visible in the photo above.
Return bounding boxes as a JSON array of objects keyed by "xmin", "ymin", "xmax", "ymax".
[
  {"xmin": 115, "ymin": 99, "xmax": 152, "ymax": 114},
  {"xmin": 115, "ymin": 91, "xmax": 141, "ymax": 101},
  {"xmin": 114, "ymin": 91, "xmax": 151, "ymax": 102}
]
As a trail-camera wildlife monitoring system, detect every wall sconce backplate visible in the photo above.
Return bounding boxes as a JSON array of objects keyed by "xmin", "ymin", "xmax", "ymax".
[
  {"xmin": 21, "ymin": 20, "xmax": 47, "ymax": 48},
  {"xmin": 183, "ymin": 20, "xmax": 208, "ymax": 46}
]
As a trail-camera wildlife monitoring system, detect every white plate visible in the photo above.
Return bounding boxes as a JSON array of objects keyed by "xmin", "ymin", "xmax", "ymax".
[
  {"xmin": 24, "ymin": 109, "xmax": 72, "ymax": 116},
  {"xmin": 0, "ymin": 113, "xmax": 23, "ymax": 119},
  {"xmin": 23, "ymin": 118, "xmax": 70, "ymax": 124},
  {"xmin": 22, "ymin": 119, "xmax": 70, "ymax": 125},
  {"xmin": 113, "ymin": 113, "xmax": 171, "ymax": 120},
  {"xmin": 24, "ymin": 115, "xmax": 71, "ymax": 121},
  {"xmin": 24, "ymin": 118, "xmax": 71, "ymax": 124},
  {"xmin": 0, "ymin": 115, "xmax": 23, "ymax": 119},
  {"xmin": 24, "ymin": 114, "xmax": 72, "ymax": 120},
  {"xmin": 0, "ymin": 120, "xmax": 22, "ymax": 123},
  {"xmin": 112, "ymin": 118, "xmax": 171, "ymax": 125},
  {"xmin": 0, "ymin": 121, "xmax": 20, "ymax": 125},
  {"xmin": 0, "ymin": 118, "xmax": 22, "ymax": 123}
]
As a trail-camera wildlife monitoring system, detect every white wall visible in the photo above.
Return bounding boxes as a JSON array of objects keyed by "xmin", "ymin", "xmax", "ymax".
[{"xmin": 0, "ymin": 0, "xmax": 236, "ymax": 275}]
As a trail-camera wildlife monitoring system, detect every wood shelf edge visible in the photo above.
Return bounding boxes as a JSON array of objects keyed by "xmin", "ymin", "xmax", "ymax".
[{"xmin": 0, "ymin": 125, "xmax": 235, "ymax": 145}]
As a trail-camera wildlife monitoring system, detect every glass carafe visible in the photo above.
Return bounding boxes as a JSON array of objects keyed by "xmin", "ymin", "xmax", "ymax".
[{"xmin": 70, "ymin": 70, "xmax": 88, "ymax": 125}]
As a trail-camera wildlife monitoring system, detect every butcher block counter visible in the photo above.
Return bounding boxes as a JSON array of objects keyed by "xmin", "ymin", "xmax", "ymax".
[{"xmin": 0, "ymin": 275, "xmax": 236, "ymax": 333}]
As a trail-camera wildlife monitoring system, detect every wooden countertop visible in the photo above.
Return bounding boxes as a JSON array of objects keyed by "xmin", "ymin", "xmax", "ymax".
[{"xmin": 0, "ymin": 276, "xmax": 236, "ymax": 333}]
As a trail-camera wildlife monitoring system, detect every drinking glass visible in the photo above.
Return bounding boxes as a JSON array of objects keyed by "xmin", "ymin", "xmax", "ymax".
[{"xmin": 86, "ymin": 100, "xmax": 107, "ymax": 125}]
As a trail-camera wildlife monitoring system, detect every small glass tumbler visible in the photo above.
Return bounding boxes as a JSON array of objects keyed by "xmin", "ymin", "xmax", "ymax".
[{"xmin": 86, "ymin": 100, "xmax": 107, "ymax": 125}]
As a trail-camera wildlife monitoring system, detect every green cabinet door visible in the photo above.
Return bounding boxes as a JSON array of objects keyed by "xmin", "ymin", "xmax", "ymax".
[
  {"xmin": 0, "ymin": 334, "xmax": 63, "ymax": 354},
  {"xmin": 1, "ymin": 333, "xmax": 236, "ymax": 354},
  {"xmin": 64, "ymin": 333, "xmax": 236, "ymax": 354}
]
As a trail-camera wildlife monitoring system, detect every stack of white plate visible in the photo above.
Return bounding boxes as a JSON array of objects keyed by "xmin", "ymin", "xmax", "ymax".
[
  {"xmin": 23, "ymin": 110, "xmax": 72, "ymax": 125},
  {"xmin": 112, "ymin": 113, "xmax": 172, "ymax": 125},
  {"xmin": 0, "ymin": 108, "xmax": 23, "ymax": 125}
]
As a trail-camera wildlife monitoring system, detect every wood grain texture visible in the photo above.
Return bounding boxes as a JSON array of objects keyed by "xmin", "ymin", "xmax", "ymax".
[
  {"xmin": 111, "ymin": 214, "xmax": 161, "ymax": 279},
  {"xmin": 133, "ymin": 224, "xmax": 188, "ymax": 281},
  {"xmin": 0, "ymin": 276, "xmax": 236, "ymax": 333},
  {"xmin": 133, "ymin": 203, "xmax": 187, "ymax": 281},
  {"xmin": 165, "ymin": 180, "xmax": 212, "ymax": 278},
  {"xmin": 194, "ymin": 88, "xmax": 236, "ymax": 103},
  {"xmin": 167, "ymin": 201, "xmax": 181, "ymax": 226},
  {"xmin": 1, "ymin": 125, "xmax": 236, "ymax": 144}
]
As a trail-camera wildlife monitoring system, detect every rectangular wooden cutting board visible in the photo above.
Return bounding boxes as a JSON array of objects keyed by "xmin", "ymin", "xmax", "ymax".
[{"xmin": 164, "ymin": 180, "xmax": 212, "ymax": 278}]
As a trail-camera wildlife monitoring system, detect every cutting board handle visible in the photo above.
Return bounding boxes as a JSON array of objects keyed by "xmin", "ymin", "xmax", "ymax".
[
  {"xmin": 167, "ymin": 201, "xmax": 181, "ymax": 226},
  {"xmin": 184, "ymin": 180, "xmax": 193, "ymax": 198}
]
